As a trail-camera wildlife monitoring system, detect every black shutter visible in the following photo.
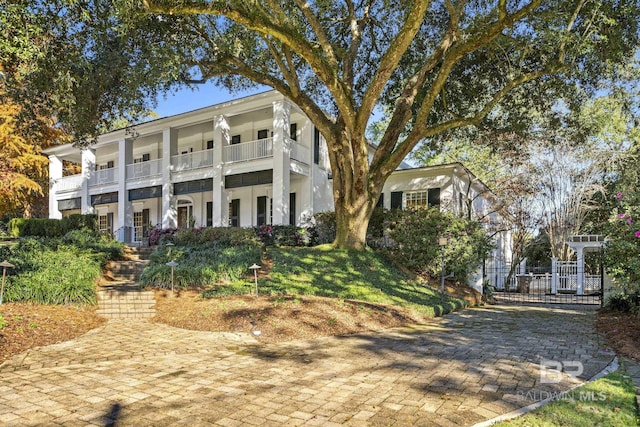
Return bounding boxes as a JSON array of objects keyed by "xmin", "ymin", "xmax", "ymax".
[
  {"xmin": 229, "ymin": 199, "xmax": 240, "ymax": 227},
  {"xmin": 428, "ymin": 188, "xmax": 441, "ymax": 207},
  {"xmin": 390, "ymin": 191, "xmax": 403, "ymax": 210},
  {"xmin": 106, "ymin": 213, "xmax": 114, "ymax": 234},
  {"xmin": 206, "ymin": 202, "xmax": 213, "ymax": 227},
  {"xmin": 257, "ymin": 196, "xmax": 267, "ymax": 226},
  {"xmin": 376, "ymin": 194, "xmax": 384, "ymax": 209},
  {"xmin": 313, "ymin": 127, "xmax": 320, "ymax": 164},
  {"xmin": 289, "ymin": 193, "xmax": 296, "ymax": 226}
]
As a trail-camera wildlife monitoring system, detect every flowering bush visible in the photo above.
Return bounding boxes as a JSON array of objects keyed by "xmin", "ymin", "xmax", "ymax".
[
  {"xmin": 255, "ymin": 224, "xmax": 314, "ymax": 247},
  {"xmin": 603, "ymin": 192, "xmax": 640, "ymax": 313}
]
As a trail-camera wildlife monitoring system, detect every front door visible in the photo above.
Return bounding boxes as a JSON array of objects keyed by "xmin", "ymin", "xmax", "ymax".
[{"xmin": 177, "ymin": 204, "xmax": 193, "ymax": 228}]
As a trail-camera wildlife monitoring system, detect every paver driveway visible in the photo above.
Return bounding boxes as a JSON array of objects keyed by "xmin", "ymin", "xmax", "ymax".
[{"xmin": 0, "ymin": 304, "xmax": 611, "ymax": 426}]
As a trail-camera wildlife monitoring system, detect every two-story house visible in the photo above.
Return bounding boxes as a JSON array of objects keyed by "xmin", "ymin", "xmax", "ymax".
[{"xmin": 45, "ymin": 90, "xmax": 512, "ymax": 289}]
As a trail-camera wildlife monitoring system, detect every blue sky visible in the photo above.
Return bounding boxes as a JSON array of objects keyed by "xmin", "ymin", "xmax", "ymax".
[{"xmin": 152, "ymin": 83, "xmax": 268, "ymax": 118}]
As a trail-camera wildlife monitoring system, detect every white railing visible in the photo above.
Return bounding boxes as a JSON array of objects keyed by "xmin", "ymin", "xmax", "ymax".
[
  {"xmin": 172, "ymin": 149, "xmax": 214, "ymax": 171},
  {"xmin": 55, "ymin": 174, "xmax": 83, "ymax": 192},
  {"xmin": 126, "ymin": 159, "xmax": 163, "ymax": 179},
  {"xmin": 290, "ymin": 140, "xmax": 309, "ymax": 164},
  {"xmin": 224, "ymin": 138, "xmax": 273, "ymax": 163},
  {"xmin": 89, "ymin": 167, "xmax": 119, "ymax": 187}
]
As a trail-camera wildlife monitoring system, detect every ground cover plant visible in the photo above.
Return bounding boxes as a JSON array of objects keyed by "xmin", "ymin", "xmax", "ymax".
[
  {"xmin": 0, "ymin": 229, "xmax": 123, "ymax": 305},
  {"xmin": 494, "ymin": 372, "xmax": 638, "ymax": 426},
  {"xmin": 253, "ymin": 245, "xmax": 467, "ymax": 317}
]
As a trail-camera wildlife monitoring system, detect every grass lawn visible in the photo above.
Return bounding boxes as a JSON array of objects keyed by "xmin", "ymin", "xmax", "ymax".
[
  {"xmin": 256, "ymin": 245, "xmax": 467, "ymax": 317},
  {"xmin": 495, "ymin": 372, "xmax": 638, "ymax": 426}
]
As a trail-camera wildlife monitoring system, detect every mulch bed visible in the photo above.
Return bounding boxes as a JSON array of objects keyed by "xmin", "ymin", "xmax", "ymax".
[{"xmin": 596, "ymin": 309, "xmax": 640, "ymax": 363}]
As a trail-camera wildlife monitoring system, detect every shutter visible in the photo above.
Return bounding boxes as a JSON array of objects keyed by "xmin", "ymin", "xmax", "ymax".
[
  {"xmin": 106, "ymin": 213, "xmax": 114, "ymax": 234},
  {"xmin": 206, "ymin": 202, "xmax": 213, "ymax": 227},
  {"xmin": 390, "ymin": 191, "xmax": 403, "ymax": 210},
  {"xmin": 376, "ymin": 194, "xmax": 384, "ymax": 209},
  {"xmin": 290, "ymin": 123, "xmax": 297, "ymax": 141},
  {"xmin": 313, "ymin": 128, "xmax": 320, "ymax": 164},
  {"xmin": 289, "ymin": 193, "xmax": 296, "ymax": 225}
]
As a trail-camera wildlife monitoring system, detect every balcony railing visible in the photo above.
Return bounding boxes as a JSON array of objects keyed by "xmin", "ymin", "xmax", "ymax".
[
  {"xmin": 172, "ymin": 148, "xmax": 214, "ymax": 172},
  {"xmin": 224, "ymin": 138, "xmax": 273, "ymax": 163},
  {"xmin": 89, "ymin": 167, "xmax": 119, "ymax": 187},
  {"xmin": 55, "ymin": 174, "xmax": 83, "ymax": 192},
  {"xmin": 290, "ymin": 139, "xmax": 309, "ymax": 164},
  {"xmin": 126, "ymin": 159, "xmax": 162, "ymax": 179}
]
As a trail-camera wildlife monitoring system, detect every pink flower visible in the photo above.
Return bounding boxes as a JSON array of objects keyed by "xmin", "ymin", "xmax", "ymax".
[
  {"xmin": 627, "ymin": 218, "xmax": 633, "ymax": 225},
  {"xmin": 635, "ymin": 231, "xmax": 640, "ymax": 238},
  {"xmin": 618, "ymin": 214, "xmax": 626, "ymax": 219},
  {"xmin": 616, "ymin": 192, "xmax": 623, "ymax": 199}
]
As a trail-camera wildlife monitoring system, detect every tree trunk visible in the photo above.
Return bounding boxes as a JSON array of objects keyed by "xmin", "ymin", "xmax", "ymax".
[{"xmin": 333, "ymin": 194, "xmax": 373, "ymax": 250}]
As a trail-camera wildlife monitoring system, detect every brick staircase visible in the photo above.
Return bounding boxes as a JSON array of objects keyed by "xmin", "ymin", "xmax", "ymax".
[{"xmin": 97, "ymin": 247, "xmax": 156, "ymax": 320}]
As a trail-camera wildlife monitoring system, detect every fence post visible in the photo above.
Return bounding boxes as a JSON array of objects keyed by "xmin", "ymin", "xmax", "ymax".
[{"xmin": 551, "ymin": 257, "xmax": 558, "ymax": 295}]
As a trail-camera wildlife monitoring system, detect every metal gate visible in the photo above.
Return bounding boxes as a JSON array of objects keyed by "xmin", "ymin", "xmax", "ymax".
[{"xmin": 487, "ymin": 261, "xmax": 602, "ymax": 305}]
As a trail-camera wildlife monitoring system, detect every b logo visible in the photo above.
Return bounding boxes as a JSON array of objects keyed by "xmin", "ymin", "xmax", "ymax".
[{"xmin": 540, "ymin": 360, "xmax": 583, "ymax": 384}]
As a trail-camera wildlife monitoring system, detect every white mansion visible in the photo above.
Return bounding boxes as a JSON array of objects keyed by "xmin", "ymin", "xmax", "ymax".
[{"xmin": 45, "ymin": 90, "xmax": 512, "ymax": 286}]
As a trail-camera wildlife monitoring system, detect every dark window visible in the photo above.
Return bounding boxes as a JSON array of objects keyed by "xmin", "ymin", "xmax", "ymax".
[
  {"xmin": 289, "ymin": 193, "xmax": 296, "ymax": 226},
  {"xmin": 58, "ymin": 197, "xmax": 81, "ymax": 211},
  {"xmin": 142, "ymin": 153, "xmax": 150, "ymax": 162},
  {"xmin": 231, "ymin": 134, "xmax": 241, "ymax": 145},
  {"xmin": 390, "ymin": 191, "xmax": 403, "ymax": 210},
  {"xmin": 313, "ymin": 127, "xmax": 320, "ymax": 164},
  {"xmin": 174, "ymin": 179, "xmax": 213, "ymax": 195},
  {"xmin": 428, "ymin": 188, "xmax": 441, "ymax": 207},
  {"xmin": 257, "ymin": 196, "xmax": 267, "ymax": 226},
  {"xmin": 107, "ymin": 160, "xmax": 114, "ymax": 168},
  {"xmin": 206, "ymin": 202, "xmax": 213, "ymax": 227},
  {"xmin": 206, "ymin": 140, "xmax": 214, "ymax": 150},
  {"xmin": 290, "ymin": 123, "xmax": 297, "ymax": 141},
  {"xmin": 229, "ymin": 199, "xmax": 240, "ymax": 227},
  {"xmin": 129, "ymin": 185, "xmax": 162, "ymax": 201},
  {"xmin": 224, "ymin": 170, "xmax": 273, "ymax": 189},
  {"xmin": 91, "ymin": 192, "xmax": 119, "ymax": 206},
  {"xmin": 257, "ymin": 129, "xmax": 269, "ymax": 140},
  {"xmin": 376, "ymin": 194, "xmax": 384, "ymax": 209}
]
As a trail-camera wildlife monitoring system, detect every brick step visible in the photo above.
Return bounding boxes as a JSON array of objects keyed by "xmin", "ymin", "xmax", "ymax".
[{"xmin": 96, "ymin": 288, "xmax": 156, "ymax": 320}]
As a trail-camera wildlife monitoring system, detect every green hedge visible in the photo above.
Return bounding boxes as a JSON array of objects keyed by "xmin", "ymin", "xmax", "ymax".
[{"xmin": 8, "ymin": 215, "xmax": 98, "ymax": 238}]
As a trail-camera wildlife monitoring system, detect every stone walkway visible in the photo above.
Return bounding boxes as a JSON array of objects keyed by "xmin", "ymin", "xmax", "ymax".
[{"xmin": 0, "ymin": 304, "xmax": 612, "ymax": 426}]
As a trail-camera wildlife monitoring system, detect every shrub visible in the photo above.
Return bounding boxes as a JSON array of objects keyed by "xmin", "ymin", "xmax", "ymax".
[
  {"xmin": 256, "ymin": 224, "xmax": 314, "ymax": 247},
  {"xmin": 7, "ymin": 215, "xmax": 98, "ymax": 238},
  {"xmin": 385, "ymin": 208, "xmax": 493, "ymax": 284},
  {"xmin": 3, "ymin": 239, "xmax": 101, "ymax": 304},
  {"xmin": 313, "ymin": 211, "xmax": 336, "ymax": 244}
]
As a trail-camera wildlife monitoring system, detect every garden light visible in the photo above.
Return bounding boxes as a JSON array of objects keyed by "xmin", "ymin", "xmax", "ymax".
[
  {"xmin": 0, "ymin": 260, "xmax": 15, "ymax": 305},
  {"xmin": 249, "ymin": 264, "xmax": 261, "ymax": 296},
  {"xmin": 166, "ymin": 260, "xmax": 178, "ymax": 294}
]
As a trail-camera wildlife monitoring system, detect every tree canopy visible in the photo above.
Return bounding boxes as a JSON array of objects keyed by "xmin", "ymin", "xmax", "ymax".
[{"xmin": 2, "ymin": 0, "xmax": 639, "ymax": 248}]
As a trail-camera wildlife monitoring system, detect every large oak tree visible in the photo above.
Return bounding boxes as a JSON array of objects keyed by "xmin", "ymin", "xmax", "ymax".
[{"xmin": 3, "ymin": 1, "xmax": 639, "ymax": 248}]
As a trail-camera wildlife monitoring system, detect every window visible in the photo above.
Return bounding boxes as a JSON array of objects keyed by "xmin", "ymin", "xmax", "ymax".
[
  {"xmin": 390, "ymin": 191, "xmax": 403, "ymax": 210},
  {"xmin": 231, "ymin": 135, "xmax": 241, "ymax": 145},
  {"xmin": 206, "ymin": 140, "xmax": 214, "ymax": 150},
  {"xmin": 404, "ymin": 191, "xmax": 429, "ymax": 209},
  {"xmin": 403, "ymin": 188, "xmax": 441, "ymax": 209},
  {"xmin": 257, "ymin": 129, "xmax": 269, "ymax": 140},
  {"xmin": 229, "ymin": 199, "xmax": 240, "ymax": 227},
  {"xmin": 290, "ymin": 123, "xmax": 297, "ymax": 141},
  {"xmin": 98, "ymin": 213, "xmax": 113, "ymax": 235},
  {"xmin": 133, "ymin": 209, "xmax": 150, "ymax": 241}
]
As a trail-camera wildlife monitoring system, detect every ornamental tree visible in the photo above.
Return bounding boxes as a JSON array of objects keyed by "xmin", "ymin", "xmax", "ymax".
[{"xmin": 3, "ymin": 1, "xmax": 640, "ymax": 249}]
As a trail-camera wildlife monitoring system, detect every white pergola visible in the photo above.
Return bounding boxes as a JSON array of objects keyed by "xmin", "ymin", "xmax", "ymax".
[{"xmin": 562, "ymin": 235, "xmax": 605, "ymax": 295}]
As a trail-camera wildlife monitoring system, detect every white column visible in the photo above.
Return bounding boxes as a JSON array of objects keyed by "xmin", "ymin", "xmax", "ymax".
[
  {"xmin": 576, "ymin": 247, "xmax": 584, "ymax": 296},
  {"xmin": 162, "ymin": 128, "xmax": 178, "ymax": 228},
  {"xmin": 272, "ymin": 100, "xmax": 291, "ymax": 225},
  {"xmin": 212, "ymin": 115, "xmax": 229, "ymax": 226},
  {"xmin": 303, "ymin": 120, "xmax": 315, "ymax": 221},
  {"xmin": 551, "ymin": 257, "xmax": 558, "ymax": 295},
  {"xmin": 48, "ymin": 155, "xmax": 63, "ymax": 219},
  {"xmin": 81, "ymin": 149, "xmax": 96, "ymax": 214},
  {"xmin": 519, "ymin": 257, "xmax": 527, "ymax": 275},
  {"xmin": 117, "ymin": 138, "xmax": 133, "ymax": 242}
]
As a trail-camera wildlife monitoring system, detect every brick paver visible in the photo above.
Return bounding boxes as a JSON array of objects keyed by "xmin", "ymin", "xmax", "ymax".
[{"xmin": 0, "ymin": 304, "xmax": 611, "ymax": 426}]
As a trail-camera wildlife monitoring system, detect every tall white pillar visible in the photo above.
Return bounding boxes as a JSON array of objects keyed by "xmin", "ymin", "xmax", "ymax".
[
  {"xmin": 303, "ymin": 120, "xmax": 315, "ymax": 221},
  {"xmin": 212, "ymin": 115, "xmax": 229, "ymax": 227},
  {"xmin": 117, "ymin": 138, "xmax": 133, "ymax": 241},
  {"xmin": 551, "ymin": 257, "xmax": 558, "ymax": 295},
  {"xmin": 576, "ymin": 247, "xmax": 584, "ymax": 296},
  {"xmin": 48, "ymin": 155, "xmax": 63, "ymax": 219},
  {"xmin": 162, "ymin": 128, "xmax": 178, "ymax": 228},
  {"xmin": 272, "ymin": 100, "xmax": 291, "ymax": 225},
  {"xmin": 81, "ymin": 149, "xmax": 96, "ymax": 214}
]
